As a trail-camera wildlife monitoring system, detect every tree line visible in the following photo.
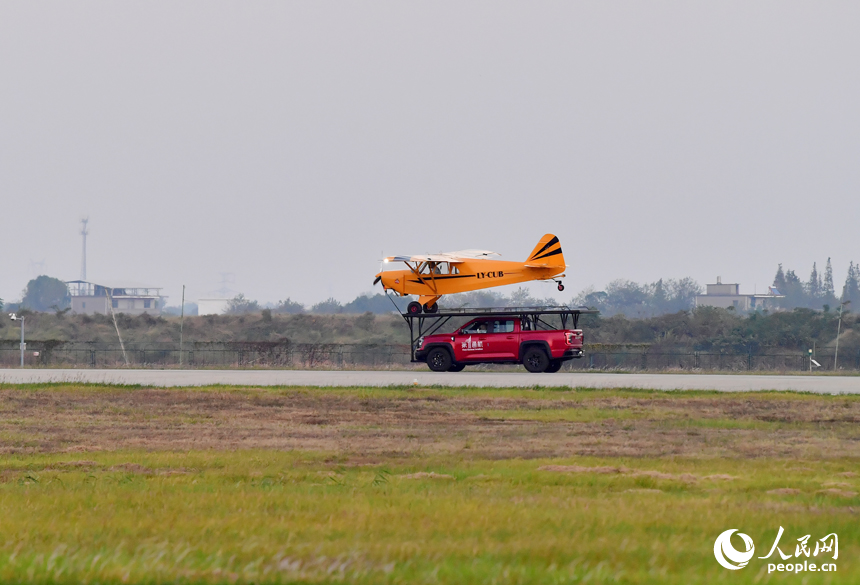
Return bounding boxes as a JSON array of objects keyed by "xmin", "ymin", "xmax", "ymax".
[
  {"xmin": 10, "ymin": 258, "xmax": 860, "ymax": 319},
  {"xmin": 772, "ymin": 258, "xmax": 860, "ymax": 310}
]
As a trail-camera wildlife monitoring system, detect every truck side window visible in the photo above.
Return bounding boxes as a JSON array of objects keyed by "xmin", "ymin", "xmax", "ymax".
[
  {"xmin": 462, "ymin": 321, "xmax": 488, "ymax": 334},
  {"xmin": 491, "ymin": 320, "xmax": 515, "ymax": 333}
]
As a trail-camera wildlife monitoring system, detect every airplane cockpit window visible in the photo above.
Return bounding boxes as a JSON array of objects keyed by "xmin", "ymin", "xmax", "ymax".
[{"xmin": 417, "ymin": 262, "xmax": 459, "ymax": 275}]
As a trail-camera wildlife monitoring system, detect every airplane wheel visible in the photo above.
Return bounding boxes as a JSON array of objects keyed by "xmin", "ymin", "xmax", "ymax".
[
  {"xmin": 424, "ymin": 303, "xmax": 439, "ymax": 313},
  {"xmin": 522, "ymin": 347, "xmax": 549, "ymax": 373},
  {"xmin": 545, "ymin": 360, "xmax": 562, "ymax": 373},
  {"xmin": 427, "ymin": 348, "xmax": 452, "ymax": 372},
  {"xmin": 407, "ymin": 301, "xmax": 423, "ymax": 315},
  {"xmin": 557, "ymin": 283, "xmax": 565, "ymax": 292},
  {"xmin": 448, "ymin": 363, "xmax": 465, "ymax": 372}
]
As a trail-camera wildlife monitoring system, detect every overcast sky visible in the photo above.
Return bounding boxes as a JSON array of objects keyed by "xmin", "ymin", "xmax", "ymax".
[{"xmin": 2, "ymin": 2, "xmax": 859, "ymax": 307}]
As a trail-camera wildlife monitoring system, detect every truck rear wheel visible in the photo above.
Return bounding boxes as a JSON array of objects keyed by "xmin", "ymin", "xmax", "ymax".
[
  {"xmin": 522, "ymin": 347, "xmax": 550, "ymax": 373},
  {"xmin": 427, "ymin": 347, "xmax": 452, "ymax": 372},
  {"xmin": 545, "ymin": 360, "xmax": 562, "ymax": 373}
]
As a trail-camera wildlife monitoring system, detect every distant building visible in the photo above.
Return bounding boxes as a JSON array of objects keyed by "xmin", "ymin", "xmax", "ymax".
[
  {"xmin": 695, "ymin": 277, "xmax": 783, "ymax": 311},
  {"xmin": 67, "ymin": 280, "xmax": 164, "ymax": 316},
  {"xmin": 197, "ymin": 298, "xmax": 231, "ymax": 316}
]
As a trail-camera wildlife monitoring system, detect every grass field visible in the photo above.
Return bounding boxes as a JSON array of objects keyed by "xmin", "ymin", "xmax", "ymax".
[{"xmin": 0, "ymin": 384, "xmax": 858, "ymax": 584}]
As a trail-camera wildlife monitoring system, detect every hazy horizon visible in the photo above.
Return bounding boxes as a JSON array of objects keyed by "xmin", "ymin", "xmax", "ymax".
[{"xmin": 3, "ymin": 2, "xmax": 859, "ymax": 306}]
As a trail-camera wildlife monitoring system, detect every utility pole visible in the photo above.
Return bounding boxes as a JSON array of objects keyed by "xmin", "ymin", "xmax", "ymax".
[
  {"xmin": 834, "ymin": 298, "xmax": 851, "ymax": 371},
  {"xmin": 80, "ymin": 217, "xmax": 89, "ymax": 281},
  {"xmin": 8, "ymin": 314, "xmax": 25, "ymax": 367},
  {"xmin": 105, "ymin": 288, "xmax": 129, "ymax": 366},
  {"xmin": 179, "ymin": 285, "xmax": 185, "ymax": 367}
]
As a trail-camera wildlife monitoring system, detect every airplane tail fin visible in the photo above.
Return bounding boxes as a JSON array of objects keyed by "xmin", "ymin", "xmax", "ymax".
[{"xmin": 526, "ymin": 234, "xmax": 565, "ymax": 267}]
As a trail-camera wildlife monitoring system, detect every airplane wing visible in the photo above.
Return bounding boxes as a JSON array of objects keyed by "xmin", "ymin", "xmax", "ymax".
[
  {"xmin": 384, "ymin": 254, "xmax": 464, "ymax": 263},
  {"xmin": 383, "ymin": 249, "xmax": 500, "ymax": 263},
  {"xmin": 442, "ymin": 249, "xmax": 501, "ymax": 260}
]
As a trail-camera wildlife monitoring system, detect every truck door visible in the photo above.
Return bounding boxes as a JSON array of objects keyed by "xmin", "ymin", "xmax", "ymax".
[
  {"xmin": 489, "ymin": 319, "xmax": 519, "ymax": 360},
  {"xmin": 454, "ymin": 319, "xmax": 491, "ymax": 361}
]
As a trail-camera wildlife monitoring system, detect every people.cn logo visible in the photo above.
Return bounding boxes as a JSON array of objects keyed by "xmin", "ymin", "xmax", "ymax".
[{"xmin": 714, "ymin": 529, "xmax": 756, "ymax": 570}]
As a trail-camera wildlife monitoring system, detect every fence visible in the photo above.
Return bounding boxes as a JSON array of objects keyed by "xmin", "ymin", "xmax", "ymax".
[
  {"xmin": 0, "ymin": 341, "xmax": 414, "ymax": 369},
  {"xmin": 576, "ymin": 351, "xmax": 855, "ymax": 372},
  {"xmin": 1, "ymin": 340, "xmax": 858, "ymax": 371}
]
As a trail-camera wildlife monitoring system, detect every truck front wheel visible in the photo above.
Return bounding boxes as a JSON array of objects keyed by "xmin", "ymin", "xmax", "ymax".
[
  {"xmin": 522, "ymin": 347, "xmax": 550, "ymax": 373},
  {"xmin": 427, "ymin": 347, "xmax": 452, "ymax": 372}
]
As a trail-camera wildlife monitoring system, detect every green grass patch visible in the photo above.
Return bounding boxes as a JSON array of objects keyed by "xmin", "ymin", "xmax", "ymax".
[
  {"xmin": 9, "ymin": 381, "xmax": 860, "ymax": 403},
  {"xmin": 477, "ymin": 407, "xmax": 646, "ymax": 423},
  {"xmin": 0, "ymin": 451, "xmax": 857, "ymax": 584},
  {"xmin": 659, "ymin": 417, "xmax": 781, "ymax": 430}
]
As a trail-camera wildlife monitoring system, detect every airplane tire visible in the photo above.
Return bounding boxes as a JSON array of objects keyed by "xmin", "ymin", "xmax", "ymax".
[
  {"xmin": 407, "ymin": 301, "xmax": 423, "ymax": 315},
  {"xmin": 557, "ymin": 284, "xmax": 565, "ymax": 292},
  {"xmin": 545, "ymin": 360, "xmax": 562, "ymax": 373},
  {"xmin": 522, "ymin": 347, "xmax": 550, "ymax": 373},
  {"xmin": 448, "ymin": 363, "xmax": 465, "ymax": 372},
  {"xmin": 424, "ymin": 303, "xmax": 439, "ymax": 313},
  {"xmin": 427, "ymin": 348, "xmax": 452, "ymax": 372}
]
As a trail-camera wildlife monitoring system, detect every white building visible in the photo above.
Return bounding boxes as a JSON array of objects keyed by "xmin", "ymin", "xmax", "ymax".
[
  {"xmin": 695, "ymin": 277, "xmax": 783, "ymax": 311},
  {"xmin": 197, "ymin": 298, "xmax": 231, "ymax": 316},
  {"xmin": 67, "ymin": 280, "xmax": 164, "ymax": 316}
]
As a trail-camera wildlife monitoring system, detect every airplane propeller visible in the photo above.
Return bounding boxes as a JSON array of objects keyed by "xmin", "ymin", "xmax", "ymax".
[{"xmin": 374, "ymin": 251, "xmax": 384, "ymax": 286}]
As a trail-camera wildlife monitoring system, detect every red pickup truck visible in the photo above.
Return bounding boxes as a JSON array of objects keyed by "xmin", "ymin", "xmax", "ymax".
[{"xmin": 414, "ymin": 315, "xmax": 584, "ymax": 373}]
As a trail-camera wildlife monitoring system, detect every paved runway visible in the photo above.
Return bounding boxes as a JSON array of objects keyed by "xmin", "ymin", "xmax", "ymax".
[{"xmin": 0, "ymin": 369, "xmax": 858, "ymax": 393}]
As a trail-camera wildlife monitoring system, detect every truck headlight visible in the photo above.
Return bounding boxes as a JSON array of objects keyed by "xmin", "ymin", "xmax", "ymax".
[{"xmin": 416, "ymin": 336, "xmax": 424, "ymax": 349}]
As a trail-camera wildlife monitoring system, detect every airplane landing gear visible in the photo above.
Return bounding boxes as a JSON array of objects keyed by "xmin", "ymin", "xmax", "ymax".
[
  {"xmin": 407, "ymin": 301, "xmax": 440, "ymax": 314},
  {"xmin": 556, "ymin": 281, "xmax": 565, "ymax": 292}
]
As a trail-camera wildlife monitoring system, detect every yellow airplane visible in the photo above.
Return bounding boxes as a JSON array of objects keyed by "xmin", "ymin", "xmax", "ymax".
[{"xmin": 374, "ymin": 234, "xmax": 567, "ymax": 314}]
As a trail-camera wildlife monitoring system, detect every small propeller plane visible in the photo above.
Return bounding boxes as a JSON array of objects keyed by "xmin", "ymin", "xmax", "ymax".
[{"xmin": 374, "ymin": 234, "xmax": 567, "ymax": 314}]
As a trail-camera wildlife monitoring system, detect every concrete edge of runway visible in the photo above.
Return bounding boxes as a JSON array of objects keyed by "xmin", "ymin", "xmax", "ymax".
[{"xmin": 0, "ymin": 369, "xmax": 857, "ymax": 393}]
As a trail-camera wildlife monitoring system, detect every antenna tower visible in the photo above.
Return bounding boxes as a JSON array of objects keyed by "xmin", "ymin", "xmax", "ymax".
[{"xmin": 80, "ymin": 217, "xmax": 89, "ymax": 280}]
